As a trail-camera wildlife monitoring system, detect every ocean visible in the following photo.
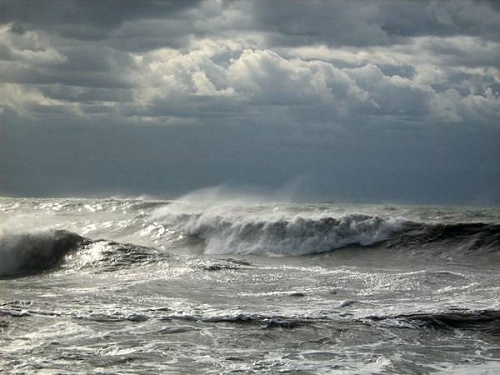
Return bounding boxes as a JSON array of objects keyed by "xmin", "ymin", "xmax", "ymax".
[{"xmin": 1, "ymin": 196, "xmax": 499, "ymax": 374}]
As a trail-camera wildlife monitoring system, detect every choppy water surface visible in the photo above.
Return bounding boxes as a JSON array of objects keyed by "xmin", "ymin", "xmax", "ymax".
[{"xmin": 1, "ymin": 197, "xmax": 500, "ymax": 374}]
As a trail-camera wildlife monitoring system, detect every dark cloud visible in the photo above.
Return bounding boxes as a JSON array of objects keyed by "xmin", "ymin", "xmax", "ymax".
[
  {"xmin": 251, "ymin": 1, "xmax": 391, "ymax": 47},
  {"xmin": 251, "ymin": 0, "xmax": 500, "ymax": 47},
  {"xmin": 0, "ymin": 0, "xmax": 203, "ymax": 40},
  {"xmin": 0, "ymin": 0, "xmax": 499, "ymax": 204},
  {"xmin": 376, "ymin": 1, "xmax": 500, "ymax": 40}
]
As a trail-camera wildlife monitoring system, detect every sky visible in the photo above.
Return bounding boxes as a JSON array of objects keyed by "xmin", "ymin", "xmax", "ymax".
[{"xmin": 0, "ymin": 0, "xmax": 499, "ymax": 205}]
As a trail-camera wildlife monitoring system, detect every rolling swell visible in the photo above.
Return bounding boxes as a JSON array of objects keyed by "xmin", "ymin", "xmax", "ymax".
[
  {"xmin": 365, "ymin": 309, "xmax": 500, "ymax": 335},
  {"xmin": 386, "ymin": 222, "xmax": 500, "ymax": 252}
]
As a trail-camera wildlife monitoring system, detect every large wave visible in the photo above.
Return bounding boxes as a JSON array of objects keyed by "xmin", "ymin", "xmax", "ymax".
[
  {"xmin": 178, "ymin": 213, "xmax": 408, "ymax": 256},
  {"xmin": 171, "ymin": 213, "xmax": 500, "ymax": 256},
  {"xmin": 1, "ymin": 219, "xmax": 499, "ymax": 278},
  {"xmin": 0, "ymin": 230, "xmax": 86, "ymax": 277},
  {"xmin": 2, "ymin": 197, "xmax": 499, "ymax": 277}
]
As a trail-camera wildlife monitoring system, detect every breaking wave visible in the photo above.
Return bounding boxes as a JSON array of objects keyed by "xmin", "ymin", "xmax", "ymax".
[
  {"xmin": 0, "ymin": 230, "xmax": 86, "ymax": 277},
  {"xmin": 166, "ymin": 211, "xmax": 500, "ymax": 256},
  {"xmin": 0, "ymin": 231, "xmax": 165, "ymax": 278},
  {"xmin": 1, "ymin": 202, "xmax": 499, "ymax": 277},
  {"xmin": 180, "ymin": 214, "xmax": 408, "ymax": 256}
]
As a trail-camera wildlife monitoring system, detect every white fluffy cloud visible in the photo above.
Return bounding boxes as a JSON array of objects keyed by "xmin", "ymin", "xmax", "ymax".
[{"xmin": 129, "ymin": 37, "xmax": 498, "ymax": 125}]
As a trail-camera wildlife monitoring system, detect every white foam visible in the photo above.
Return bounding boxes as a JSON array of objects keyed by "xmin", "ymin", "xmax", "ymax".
[
  {"xmin": 177, "ymin": 213, "xmax": 404, "ymax": 256},
  {"xmin": 436, "ymin": 361, "xmax": 500, "ymax": 375}
]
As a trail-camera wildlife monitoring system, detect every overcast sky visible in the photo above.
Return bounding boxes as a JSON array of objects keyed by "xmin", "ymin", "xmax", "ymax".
[{"xmin": 0, "ymin": 0, "xmax": 499, "ymax": 204}]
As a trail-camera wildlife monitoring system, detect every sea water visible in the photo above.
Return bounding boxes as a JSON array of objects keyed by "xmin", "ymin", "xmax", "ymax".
[{"xmin": 1, "ymin": 196, "xmax": 499, "ymax": 374}]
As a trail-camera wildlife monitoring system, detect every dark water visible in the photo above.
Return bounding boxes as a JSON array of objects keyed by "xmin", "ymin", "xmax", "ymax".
[{"xmin": 1, "ymin": 197, "xmax": 500, "ymax": 374}]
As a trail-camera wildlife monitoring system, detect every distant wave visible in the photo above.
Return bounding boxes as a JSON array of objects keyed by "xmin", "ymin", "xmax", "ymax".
[
  {"xmin": 177, "ymin": 213, "xmax": 500, "ymax": 256},
  {"xmin": 180, "ymin": 213, "xmax": 408, "ymax": 256},
  {"xmin": 386, "ymin": 222, "xmax": 500, "ymax": 252},
  {"xmin": 364, "ymin": 309, "xmax": 500, "ymax": 333},
  {"xmin": 0, "ymin": 230, "xmax": 86, "ymax": 277}
]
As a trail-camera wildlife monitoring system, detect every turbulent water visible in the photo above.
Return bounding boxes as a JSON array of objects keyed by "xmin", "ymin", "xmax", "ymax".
[{"xmin": 1, "ymin": 196, "xmax": 500, "ymax": 374}]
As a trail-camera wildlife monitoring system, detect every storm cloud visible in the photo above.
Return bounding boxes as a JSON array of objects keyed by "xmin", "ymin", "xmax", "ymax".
[{"xmin": 0, "ymin": 0, "xmax": 499, "ymax": 204}]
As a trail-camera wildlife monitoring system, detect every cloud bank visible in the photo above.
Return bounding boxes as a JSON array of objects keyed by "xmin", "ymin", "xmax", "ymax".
[{"xmin": 0, "ymin": 0, "xmax": 499, "ymax": 204}]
